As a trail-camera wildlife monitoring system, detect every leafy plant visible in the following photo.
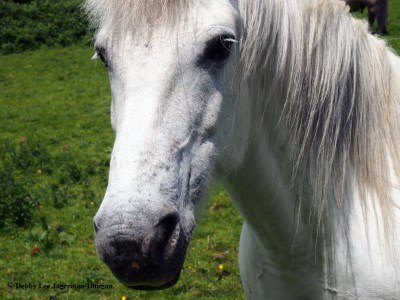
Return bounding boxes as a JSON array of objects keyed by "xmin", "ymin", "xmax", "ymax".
[
  {"xmin": 0, "ymin": 139, "xmax": 45, "ymax": 229},
  {"xmin": 0, "ymin": 0, "xmax": 90, "ymax": 54},
  {"xmin": 0, "ymin": 137, "xmax": 102, "ymax": 229}
]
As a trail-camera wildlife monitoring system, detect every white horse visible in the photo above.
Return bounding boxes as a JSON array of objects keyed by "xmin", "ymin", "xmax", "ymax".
[{"xmin": 85, "ymin": 0, "xmax": 400, "ymax": 298}]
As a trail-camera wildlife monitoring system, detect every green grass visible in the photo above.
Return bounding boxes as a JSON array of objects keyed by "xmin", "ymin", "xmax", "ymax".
[
  {"xmin": 1, "ymin": 2, "xmax": 400, "ymax": 299},
  {"xmin": 386, "ymin": 0, "xmax": 400, "ymax": 50}
]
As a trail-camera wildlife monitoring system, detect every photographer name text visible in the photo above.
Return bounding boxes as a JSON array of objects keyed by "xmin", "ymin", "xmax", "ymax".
[{"xmin": 8, "ymin": 282, "xmax": 113, "ymax": 290}]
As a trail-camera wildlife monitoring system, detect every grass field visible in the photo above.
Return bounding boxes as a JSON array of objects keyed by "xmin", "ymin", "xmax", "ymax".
[{"xmin": 0, "ymin": 2, "xmax": 399, "ymax": 300}]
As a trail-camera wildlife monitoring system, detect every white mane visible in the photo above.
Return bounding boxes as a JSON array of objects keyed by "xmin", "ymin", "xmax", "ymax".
[
  {"xmin": 240, "ymin": 0, "xmax": 400, "ymax": 245},
  {"xmin": 84, "ymin": 0, "xmax": 189, "ymax": 32}
]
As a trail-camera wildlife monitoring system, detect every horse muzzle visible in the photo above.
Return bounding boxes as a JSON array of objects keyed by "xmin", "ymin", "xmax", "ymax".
[{"xmin": 93, "ymin": 205, "xmax": 189, "ymax": 289}]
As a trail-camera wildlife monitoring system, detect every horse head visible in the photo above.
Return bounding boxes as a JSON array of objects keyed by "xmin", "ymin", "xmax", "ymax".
[{"xmin": 89, "ymin": 0, "xmax": 246, "ymax": 289}]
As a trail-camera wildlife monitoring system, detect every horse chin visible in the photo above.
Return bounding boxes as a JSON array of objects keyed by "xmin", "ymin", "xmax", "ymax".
[
  {"xmin": 105, "ymin": 229, "xmax": 192, "ymax": 291},
  {"xmin": 114, "ymin": 253, "xmax": 185, "ymax": 291},
  {"xmin": 126, "ymin": 271, "xmax": 181, "ymax": 290}
]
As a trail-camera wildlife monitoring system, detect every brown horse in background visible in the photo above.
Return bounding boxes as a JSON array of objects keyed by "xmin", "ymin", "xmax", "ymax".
[{"xmin": 345, "ymin": 0, "xmax": 388, "ymax": 35}]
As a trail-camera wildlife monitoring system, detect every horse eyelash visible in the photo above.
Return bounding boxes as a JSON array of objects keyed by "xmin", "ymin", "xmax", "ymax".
[
  {"xmin": 91, "ymin": 52, "xmax": 99, "ymax": 60},
  {"xmin": 224, "ymin": 38, "xmax": 238, "ymax": 43},
  {"xmin": 93, "ymin": 47, "xmax": 109, "ymax": 68}
]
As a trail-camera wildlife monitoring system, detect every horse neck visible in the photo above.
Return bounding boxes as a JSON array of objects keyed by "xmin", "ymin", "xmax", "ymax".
[
  {"xmin": 221, "ymin": 46, "xmax": 400, "ymax": 296},
  {"xmin": 222, "ymin": 86, "xmax": 325, "ymax": 268}
]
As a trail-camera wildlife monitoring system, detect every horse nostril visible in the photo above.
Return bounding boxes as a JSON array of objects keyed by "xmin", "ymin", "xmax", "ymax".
[
  {"xmin": 148, "ymin": 210, "xmax": 180, "ymax": 263},
  {"xmin": 156, "ymin": 211, "xmax": 180, "ymax": 235},
  {"xmin": 94, "ymin": 220, "xmax": 99, "ymax": 233}
]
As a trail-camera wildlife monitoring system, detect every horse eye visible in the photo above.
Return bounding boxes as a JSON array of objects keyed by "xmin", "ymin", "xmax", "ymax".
[
  {"xmin": 203, "ymin": 34, "xmax": 236, "ymax": 64},
  {"xmin": 95, "ymin": 47, "xmax": 109, "ymax": 68}
]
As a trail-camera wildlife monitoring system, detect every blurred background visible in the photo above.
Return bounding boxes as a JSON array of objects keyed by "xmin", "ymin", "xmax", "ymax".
[{"xmin": 0, "ymin": 0, "xmax": 399, "ymax": 299}]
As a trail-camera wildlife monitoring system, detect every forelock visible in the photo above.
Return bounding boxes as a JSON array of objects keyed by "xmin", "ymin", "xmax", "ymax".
[{"xmin": 84, "ymin": 0, "xmax": 190, "ymax": 31}]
